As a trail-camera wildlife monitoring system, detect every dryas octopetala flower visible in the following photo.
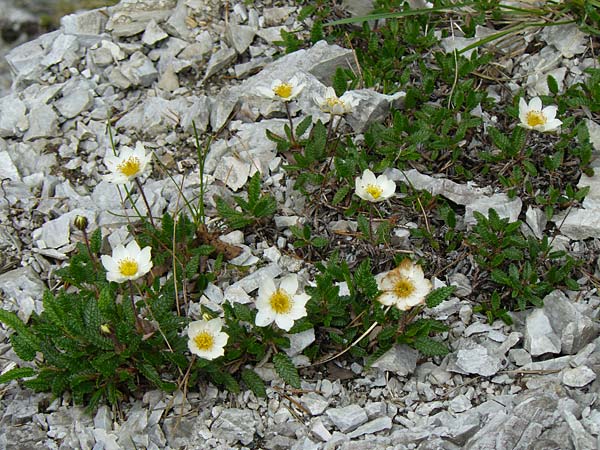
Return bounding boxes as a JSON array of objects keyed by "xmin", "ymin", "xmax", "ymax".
[
  {"xmin": 104, "ymin": 142, "xmax": 152, "ymax": 184},
  {"xmin": 256, "ymin": 76, "xmax": 305, "ymax": 102},
  {"xmin": 313, "ymin": 87, "xmax": 355, "ymax": 115},
  {"xmin": 375, "ymin": 259, "xmax": 432, "ymax": 311},
  {"xmin": 187, "ymin": 318, "xmax": 228, "ymax": 360},
  {"xmin": 355, "ymin": 169, "xmax": 396, "ymax": 203},
  {"xmin": 100, "ymin": 240, "xmax": 153, "ymax": 283},
  {"xmin": 255, "ymin": 274, "xmax": 309, "ymax": 331},
  {"xmin": 518, "ymin": 97, "xmax": 562, "ymax": 132}
]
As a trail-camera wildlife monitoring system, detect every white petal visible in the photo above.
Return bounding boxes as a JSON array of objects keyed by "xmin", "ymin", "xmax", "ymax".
[
  {"xmin": 187, "ymin": 320, "xmax": 205, "ymax": 337},
  {"xmin": 206, "ymin": 318, "xmax": 223, "ymax": 333},
  {"xmin": 361, "ymin": 169, "xmax": 377, "ymax": 185},
  {"xmin": 255, "ymin": 309, "xmax": 275, "ymax": 327},
  {"xmin": 256, "ymin": 86, "xmax": 275, "ymax": 99},
  {"xmin": 279, "ymin": 274, "xmax": 298, "ymax": 295},
  {"xmin": 214, "ymin": 331, "xmax": 229, "ymax": 347},
  {"xmin": 377, "ymin": 292, "xmax": 397, "ymax": 306},
  {"xmin": 529, "ymin": 97, "xmax": 542, "ymax": 111},
  {"xmin": 542, "ymin": 105, "xmax": 557, "ymax": 121},
  {"xmin": 258, "ymin": 278, "xmax": 276, "ymax": 300},
  {"xmin": 379, "ymin": 179, "xmax": 396, "ymax": 199},
  {"xmin": 101, "ymin": 255, "xmax": 118, "ymax": 273},
  {"xmin": 126, "ymin": 240, "xmax": 142, "ymax": 254},
  {"xmin": 275, "ymin": 315, "xmax": 294, "ymax": 331},
  {"xmin": 106, "ymin": 271, "xmax": 126, "ymax": 283},
  {"xmin": 542, "ymin": 119, "xmax": 562, "ymax": 131}
]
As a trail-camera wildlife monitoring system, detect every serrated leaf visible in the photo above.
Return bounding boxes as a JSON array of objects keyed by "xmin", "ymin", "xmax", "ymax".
[
  {"xmin": 332, "ymin": 185, "xmax": 351, "ymax": 205},
  {"xmin": 413, "ymin": 336, "xmax": 449, "ymax": 356},
  {"xmin": 311, "ymin": 237, "xmax": 329, "ymax": 248},
  {"xmin": 489, "ymin": 127, "xmax": 511, "ymax": 152},
  {"xmin": 10, "ymin": 333, "xmax": 37, "ymax": 361},
  {"xmin": 273, "ymin": 353, "xmax": 301, "ymax": 388},
  {"xmin": 0, "ymin": 367, "xmax": 36, "ymax": 384},
  {"xmin": 241, "ymin": 369, "xmax": 267, "ymax": 398},
  {"xmin": 491, "ymin": 269, "xmax": 511, "ymax": 286},
  {"xmin": 425, "ymin": 286, "xmax": 455, "ymax": 308},
  {"xmin": 89, "ymin": 228, "xmax": 102, "ymax": 254},
  {"xmin": 296, "ymin": 115, "xmax": 313, "ymax": 138},
  {"xmin": 247, "ymin": 172, "xmax": 261, "ymax": 207}
]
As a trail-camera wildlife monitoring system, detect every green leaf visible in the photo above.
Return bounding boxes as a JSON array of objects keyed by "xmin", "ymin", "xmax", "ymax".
[
  {"xmin": 0, "ymin": 367, "xmax": 36, "ymax": 384},
  {"xmin": 332, "ymin": 184, "xmax": 351, "ymax": 206},
  {"xmin": 296, "ymin": 115, "xmax": 313, "ymax": 138},
  {"xmin": 491, "ymin": 269, "xmax": 511, "ymax": 286},
  {"xmin": 87, "ymin": 228, "xmax": 102, "ymax": 254},
  {"xmin": 311, "ymin": 237, "xmax": 329, "ymax": 248},
  {"xmin": 425, "ymin": 286, "xmax": 455, "ymax": 308},
  {"xmin": 241, "ymin": 369, "xmax": 267, "ymax": 398},
  {"xmin": 247, "ymin": 172, "xmax": 261, "ymax": 207},
  {"xmin": 273, "ymin": 353, "xmax": 301, "ymax": 388},
  {"xmin": 413, "ymin": 336, "xmax": 449, "ymax": 356},
  {"xmin": 9, "ymin": 332, "xmax": 37, "ymax": 361},
  {"xmin": 489, "ymin": 127, "xmax": 511, "ymax": 152},
  {"xmin": 547, "ymin": 75, "xmax": 559, "ymax": 94},
  {"xmin": 137, "ymin": 362, "xmax": 176, "ymax": 392}
]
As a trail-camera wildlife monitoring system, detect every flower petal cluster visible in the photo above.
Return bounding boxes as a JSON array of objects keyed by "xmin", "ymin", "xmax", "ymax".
[
  {"xmin": 101, "ymin": 240, "xmax": 153, "ymax": 283},
  {"xmin": 518, "ymin": 97, "xmax": 562, "ymax": 132},
  {"xmin": 187, "ymin": 318, "xmax": 228, "ymax": 360},
  {"xmin": 256, "ymin": 76, "xmax": 305, "ymax": 102},
  {"xmin": 104, "ymin": 142, "xmax": 152, "ymax": 184},
  {"xmin": 255, "ymin": 274, "xmax": 309, "ymax": 331},
  {"xmin": 314, "ymin": 87, "xmax": 355, "ymax": 115},
  {"xmin": 376, "ymin": 259, "xmax": 432, "ymax": 311},
  {"xmin": 355, "ymin": 169, "xmax": 396, "ymax": 203}
]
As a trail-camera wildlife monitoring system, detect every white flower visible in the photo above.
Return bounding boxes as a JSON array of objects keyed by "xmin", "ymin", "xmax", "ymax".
[
  {"xmin": 375, "ymin": 259, "xmax": 432, "ymax": 311},
  {"xmin": 256, "ymin": 76, "xmax": 305, "ymax": 102},
  {"xmin": 518, "ymin": 97, "xmax": 562, "ymax": 132},
  {"xmin": 187, "ymin": 318, "xmax": 228, "ymax": 360},
  {"xmin": 313, "ymin": 87, "xmax": 355, "ymax": 115},
  {"xmin": 101, "ymin": 240, "xmax": 153, "ymax": 283},
  {"xmin": 355, "ymin": 169, "xmax": 396, "ymax": 203},
  {"xmin": 255, "ymin": 274, "xmax": 309, "ymax": 331},
  {"xmin": 104, "ymin": 142, "xmax": 152, "ymax": 184}
]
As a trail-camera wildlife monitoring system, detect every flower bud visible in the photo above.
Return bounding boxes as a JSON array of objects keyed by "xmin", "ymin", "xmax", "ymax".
[
  {"xmin": 100, "ymin": 324, "xmax": 111, "ymax": 334},
  {"xmin": 74, "ymin": 215, "xmax": 89, "ymax": 231}
]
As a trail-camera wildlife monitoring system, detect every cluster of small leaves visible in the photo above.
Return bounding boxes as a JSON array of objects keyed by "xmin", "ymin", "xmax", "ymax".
[
  {"xmin": 216, "ymin": 172, "xmax": 277, "ymax": 230},
  {"xmin": 302, "ymin": 253, "xmax": 454, "ymax": 364},
  {"xmin": 466, "ymin": 209, "xmax": 580, "ymax": 323},
  {"xmin": 0, "ymin": 232, "xmax": 186, "ymax": 410}
]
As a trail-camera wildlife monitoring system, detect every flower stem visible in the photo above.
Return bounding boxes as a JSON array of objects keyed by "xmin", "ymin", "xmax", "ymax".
[
  {"xmin": 134, "ymin": 177, "xmax": 156, "ymax": 228},
  {"xmin": 284, "ymin": 102, "xmax": 296, "ymax": 146},
  {"xmin": 81, "ymin": 228, "xmax": 98, "ymax": 273},
  {"xmin": 128, "ymin": 280, "xmax": 143, "ymax": 333}
]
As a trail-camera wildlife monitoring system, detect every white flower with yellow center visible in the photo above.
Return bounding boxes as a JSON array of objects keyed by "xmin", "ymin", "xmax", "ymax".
[
  {"xmin": 187, "ymin": 318, "xmax": 228, "ymax": 360},
  {"xmin": 375, "ymin": 259, "xmax": 432, "ymax": 311},
  {"xmin": 104, "ymin": 142, "xmax": 152, "ymax": 184},
  {"xmin": 256, "ymin": 76, "xmax": 305, "ymax": 102},
  {"xmin": 313, "ymin": 87, "xmax": 355, "ymax": 115},
  {"xmin": 255, "ymin": 274, "xmax": 309, "ymax": 331},
  {"xmin": 518, "ymin": 97, "xmax": 562, "ymax": 132},
  {"xmin": 355, "ymin": 169, "xmax": 396, "ymax": 203},
  {"xmin": 100, "ymin": 240, "xmax": 153, "ymax": 283}
]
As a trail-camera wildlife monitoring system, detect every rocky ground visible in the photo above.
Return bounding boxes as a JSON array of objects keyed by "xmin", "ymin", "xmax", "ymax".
[{"xmin": 0, "ymin": 0, "xmax": 600, "ymax": 449}]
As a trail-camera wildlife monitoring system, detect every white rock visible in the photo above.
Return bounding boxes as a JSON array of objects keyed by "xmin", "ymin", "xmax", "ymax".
[
  {"xmin": 142, "ymin": 20, "xmax": 169, "ymax": 46},
  {"xmin": 227, "ymin": 24, "xmax": 256, "ymax": 54},
  {"xmin": 284, "ymin": 328, "xmax": 315, "ymax": 357},
  {"xmin": 24, "ymin": 104, "xmax": 58, "ymax": 141},
  {"xmin": 301, "ymin": 393, "xmax": 329, "ymax": 416},
  {"xmin": 326, "ymin": 405, "xmax": 368, "ymax": 432},
  {"xmin": 0, "ymin": 95, "xmax": 28, "ymax": 137},
  {"xmin": 55, "ymin": 88, "xmax": 94, "ymax": 119},
  {"xmin": 455, "ymin": 344, "xmax": 502, "ymax": 376},
  {"xmin": 524, "ymin": 308, "xmax": 561, "ymax": 356},
  {"xmin": 540, "ymin": 23, "xmax": 587, "ymax": 58},
  {"xmin": 346, "ymin": 416, "xmax": 392, "ymax": 438},
  {"xmin": 562, "ymin": 366, "xmax": 596, "ymax": 388},
  {"xmin": 371, "ymin": 344, "xmax": 418, "ymax": 376},
  {"xmin": 203, "ymin": 47, "xmax": 237, "ymax": 81}
]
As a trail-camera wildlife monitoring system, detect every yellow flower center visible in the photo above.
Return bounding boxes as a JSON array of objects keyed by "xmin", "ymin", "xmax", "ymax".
[
  {"xmin": 117, "ymin": 157, "xmax": 141, "ymax": 178},
  {"xmin": 194, "ymin": 331, "xmax": 214, "ymax": 351},
  {"xmin": 273, "ymin": 83, "xmax": 293, "ymax": 99},
  {"xmin": 118, "ymin": 258, "xmax": 139, "ymax": 277},
  {"xmin": 365, "ymin": 184, "xmax": 383, "ymax": 199},
  {"xmin": 326, "ymin": 97, "xmax": 344, "ymax": 110},
  {"xmin": 394, "ymin": 278, "xmax": 415, "ymax": 298},
  {"xmin": 526, "ymin": 111, "xmax": 546, "ymax": 128},
  {"xmin": 269, "ymin": 289, "xmax": 293, "ymax": 314}
]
